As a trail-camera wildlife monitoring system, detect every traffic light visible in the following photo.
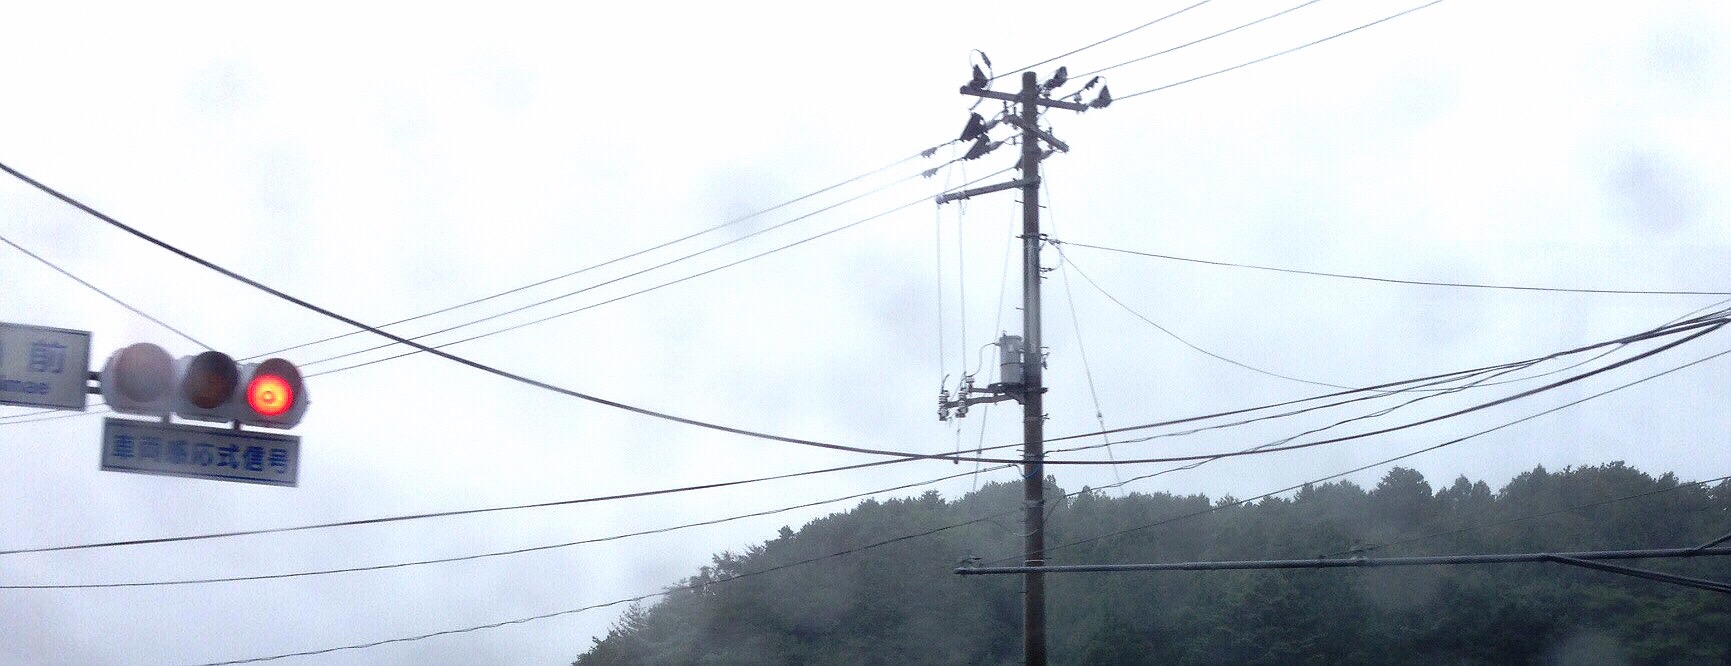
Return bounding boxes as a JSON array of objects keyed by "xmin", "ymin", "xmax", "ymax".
[{"xmin": 99, "ymin": 343, "xmax": 308, "ymax": 429}]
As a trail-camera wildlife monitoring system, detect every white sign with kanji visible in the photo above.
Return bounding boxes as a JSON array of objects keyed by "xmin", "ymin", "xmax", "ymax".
[{"xmin": 0, "ymin": 321, "xmax": 91, "ymax": 411}]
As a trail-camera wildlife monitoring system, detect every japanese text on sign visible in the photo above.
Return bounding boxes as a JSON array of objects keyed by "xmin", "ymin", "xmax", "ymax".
[
  {"xmin": 100, "ymin": 418, "xmax": 300, "ymax": 487},
  {"xmin": 0, "ymin": 322, "xmax": 91, "ymax": 411}
]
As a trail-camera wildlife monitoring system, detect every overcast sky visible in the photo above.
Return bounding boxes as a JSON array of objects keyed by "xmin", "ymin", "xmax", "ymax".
[{"xmin": 3, "ymin": 1, "xmax": 1730, "ymax": 664}]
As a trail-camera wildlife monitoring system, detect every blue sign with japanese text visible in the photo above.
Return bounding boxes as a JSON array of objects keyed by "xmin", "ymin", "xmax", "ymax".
[{"xmin": 100, "ymin": 418, "xmax": 300, "ymax": 487}]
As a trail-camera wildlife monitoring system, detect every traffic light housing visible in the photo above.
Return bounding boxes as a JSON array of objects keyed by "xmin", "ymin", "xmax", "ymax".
[{"xmin": 99, "ymin": 343, "xmax": 308, "ymax": 429}]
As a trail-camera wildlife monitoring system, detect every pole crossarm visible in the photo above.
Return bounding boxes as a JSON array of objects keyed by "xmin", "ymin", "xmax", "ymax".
[
  {"xmin": 958, "ymin": 86, "xmax": 1091, "ymax": 111},
  {"xmin": 1000, "ymin": 115, "xmax": 1070, "ymax": 152},
  {"xmin": 935, "ymin": 178, "xmax": 1039, "ymax": 204}
]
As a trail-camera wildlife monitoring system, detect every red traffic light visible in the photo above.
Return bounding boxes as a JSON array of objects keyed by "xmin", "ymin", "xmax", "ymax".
[
  {"xmin": 237, "ymin": 358, "xmax": 307, "ymax": 428},
  {"xmin": 247, "ymin": 373, "xmax": 293, "ymax": 416}
]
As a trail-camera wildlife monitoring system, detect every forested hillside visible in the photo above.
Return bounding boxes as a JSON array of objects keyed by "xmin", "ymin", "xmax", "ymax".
[{"xmin": 574, "ymin": 463, "xmax": 1731, "ymax": 665}]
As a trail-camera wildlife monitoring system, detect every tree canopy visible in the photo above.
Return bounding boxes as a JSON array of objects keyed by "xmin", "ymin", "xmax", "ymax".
[{"xmin": 575, "ymin": 463, "xmax": 1731, "ymax": 665}]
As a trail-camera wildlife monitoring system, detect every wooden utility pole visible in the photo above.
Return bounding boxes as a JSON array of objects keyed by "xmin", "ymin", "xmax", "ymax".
[
  {"xmin": 1014, "ymin": 70, "xmax": 1050, "ymax": 666},
  {"xmin": 941, "ymin": 68, "xmax": 1100, "ymax": 666}
]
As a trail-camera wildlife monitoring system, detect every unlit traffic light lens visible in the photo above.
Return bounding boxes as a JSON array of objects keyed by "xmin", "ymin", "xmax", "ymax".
[
  {"xmin": 181, "ymin": 351, "xmax": 239, "ymax": 410},
  {"xmin": 111, "ymin": 343, "xmax": 174, "ymax": 403},
  {"xmin": 247, "ymin": 373, "xmax": 294, "ymax": 417}
]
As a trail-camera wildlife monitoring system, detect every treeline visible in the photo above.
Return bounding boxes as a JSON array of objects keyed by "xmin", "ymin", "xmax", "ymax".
[{"xmin": 574, "ymin": 463, "xmax": 1731, "ymax": 665}]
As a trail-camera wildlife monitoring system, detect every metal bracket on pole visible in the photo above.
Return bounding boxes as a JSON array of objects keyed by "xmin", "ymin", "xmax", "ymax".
[
  {"xmin": 936, "ymin": 178, "xmax": 1039, "ymax": 205},
  {"xmin": 1000, "ymin": 115, "xmax": 1069, "ymax": 153}
]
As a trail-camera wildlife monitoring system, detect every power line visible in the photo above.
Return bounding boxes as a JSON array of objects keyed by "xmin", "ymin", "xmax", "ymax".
[
  {"xmin": 1038, "ymin": 362, "xmax": 1536, "ymax": 497},
  {"xmin": 13, "ymin": 300, "xmax": 1523, "ymax": 550},
  {"xmin": 1119, "ymin": 0, "xmax": 1451, "ymax": 102},
  {"xmin": 0, "ymin": 464, "xmax": 1017, "ymax": 588},
  {"xmin": 243, "ymin": 143, "xmax": 958, "ymax": 361},
  {"xmin": 984, "ymin": 344, "xmax": 1731, "ymax": 565},
  {"xmin": 1055, "ymin": 351, "xmax": 1543, "ymax": 462},
  {"xmin": 0, "ymin": 158, "xmax": 1023, "ymax": 464},
  {"xmin": 297, "ymin": 160, "xmax": 961, "ymax": 370},
  {"xmin": 0, "ymin": 404, "xmax": 110, "ymax": 426},
  {"xmin": 190, "ymin": 503, "xmax": 1018, "ymax": 665},
  {"xmin": 7, "ymin": 330, "xmax": 1529, "ymax": 553},
  {"xmin": 1034, "ymin": 342, "xmax": 1663, "ymax": 519},
  {"xmin": 192, "ymin": 344, "xmax": 1731, "ymax": 664},
  {"xmin": 6, "ymin": 289, "xmax": 1722, "ymax": 488},
  {"xmin": 0, "ymin": 233, "xmax": 210, "ymax": 349},
  {"xmin": 1054, "ymin": 248, "xmax": 1724, "ymax": 406},
  {"xmin": 1038, "ymin": 304, "xmax": 1731, "ymax": 451},
  {"xmin": 1073, "ymin": 0, "xmax": 1325, "ymax": 80},
  {"xmin": 1055, "ymin": 239, "xmax": 1731, "ymax": 296},
  {"xmin": 302, "ymin": 166, "xmax": 1012, "ymax": 378},
  {"xmin": 5, "ymin": 304, "xmax": 1722, "ymax": 503},
  {"xmin": 997, "ymin": 0, "xmax": 1214, "ymax": 80},
  {"xmin": 1046, "ymin": 180, "xmax": 1125, "ymax": 487},
  {"xmin": 1047, "ymin": 355, "xmax": 1535, "ymax": 458},
  {"xmin": 4, "ymin": 325, "xmax": 1644, "ymax": 558},
  {"xmin": 1056, "ymin": 245, "xmax": 1362, "ymax": 389},
  {"xmin": 0, "ymin": 456, "xmax": 954, "ymax": 556},
  {"xmin": 927, "ymin": 318, "xmax": 1725, "ymax": 466},
  {"xmin": 0, "ymin": 161, "xmax": 965, "ymax": 428},
  {"xmin": 959, "ymin": 546, "xmax": 1731, "ymax": 587}
]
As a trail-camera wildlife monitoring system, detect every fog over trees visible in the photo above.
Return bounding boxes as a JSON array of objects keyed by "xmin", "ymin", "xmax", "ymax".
[{"xmin": 575, "ymin": 462, "xmax": 1731, "ymax": 665}]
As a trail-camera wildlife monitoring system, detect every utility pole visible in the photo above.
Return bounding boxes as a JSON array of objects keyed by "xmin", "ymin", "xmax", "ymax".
[{"xmin": 938, "ymin": 66, "xmax": 1108, "ymax": 666}]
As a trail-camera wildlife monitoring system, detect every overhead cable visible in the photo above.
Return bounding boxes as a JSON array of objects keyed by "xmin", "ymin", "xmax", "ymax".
[
  {"xmin": 1056, "ymin": 245, "xmax": 1360, "ymax": 389},
  {"xmin": 0, "ymin": 158, "xmax": 1017, "ymax": 464},
  {"xmin": 301, "ymin": 166, "xmax": 1011, "ymax": 377},
  {"xmin": 960, "ymin": 546, "xmax": 1731, "ymax": 585},
  {"xmin": 1073, "ymin": 0, "xmax": 1326, "ymax": 80},
  {"xmin": 1119, "ymin": 0, "xmax": 1451, "ymax": 102},
  {"xmin": 0, "ymin": 233, "xmax": 210, "ymax": 348},
  {"xmin": 1054, "ymin": 249, "xmax": 1721, "ymax": 398},
  {"xmin": 296, "ymin": 160, "xmax": 958, "ymax": 369},
  {"xmin": 190, "ymin": 507, "xmax": 1017, "ymax": 665},
  {"xmin": 0, "ymin": 464, "xmax": 1016, "ymax": 588},
  {"xmin": 980, "ymin": 344, "xmax": 1731, "ymax": 566},
  {"xmin": 1052, "ymin": 350, "xmax": 1543, "ymax": 461},
  {"xmin": 245, "ymin": 142, "xmax": 959, "ymax": 361},
  {"xmin": 16, "ymin": 310, "xmax": 1678, "ymax": 557},
  {"xmin": 996, "ymin": 0, "xmax": 1214, "ymax": 81},
  {"xmin": 193, "ymin": 344, "xmax": 1731, "ymax": 665},
  {"xmin": 1038, "ymin": 305, "xmax": 1731, "ymax": 451},
  {"xmin": 0, "ymin": 456, "xmax": 963, "ymax": 557},
  {"xmin": 1055, "ymin": 239, "xmax": 1731, "ymax": 296},
  {"xmin": 1046, "ymin": 180, "xmax": 1125, "ymax": 484},
  {"xmin": 1025, "ymin": 320, "xmax": 1725, "ymax": 465}
]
